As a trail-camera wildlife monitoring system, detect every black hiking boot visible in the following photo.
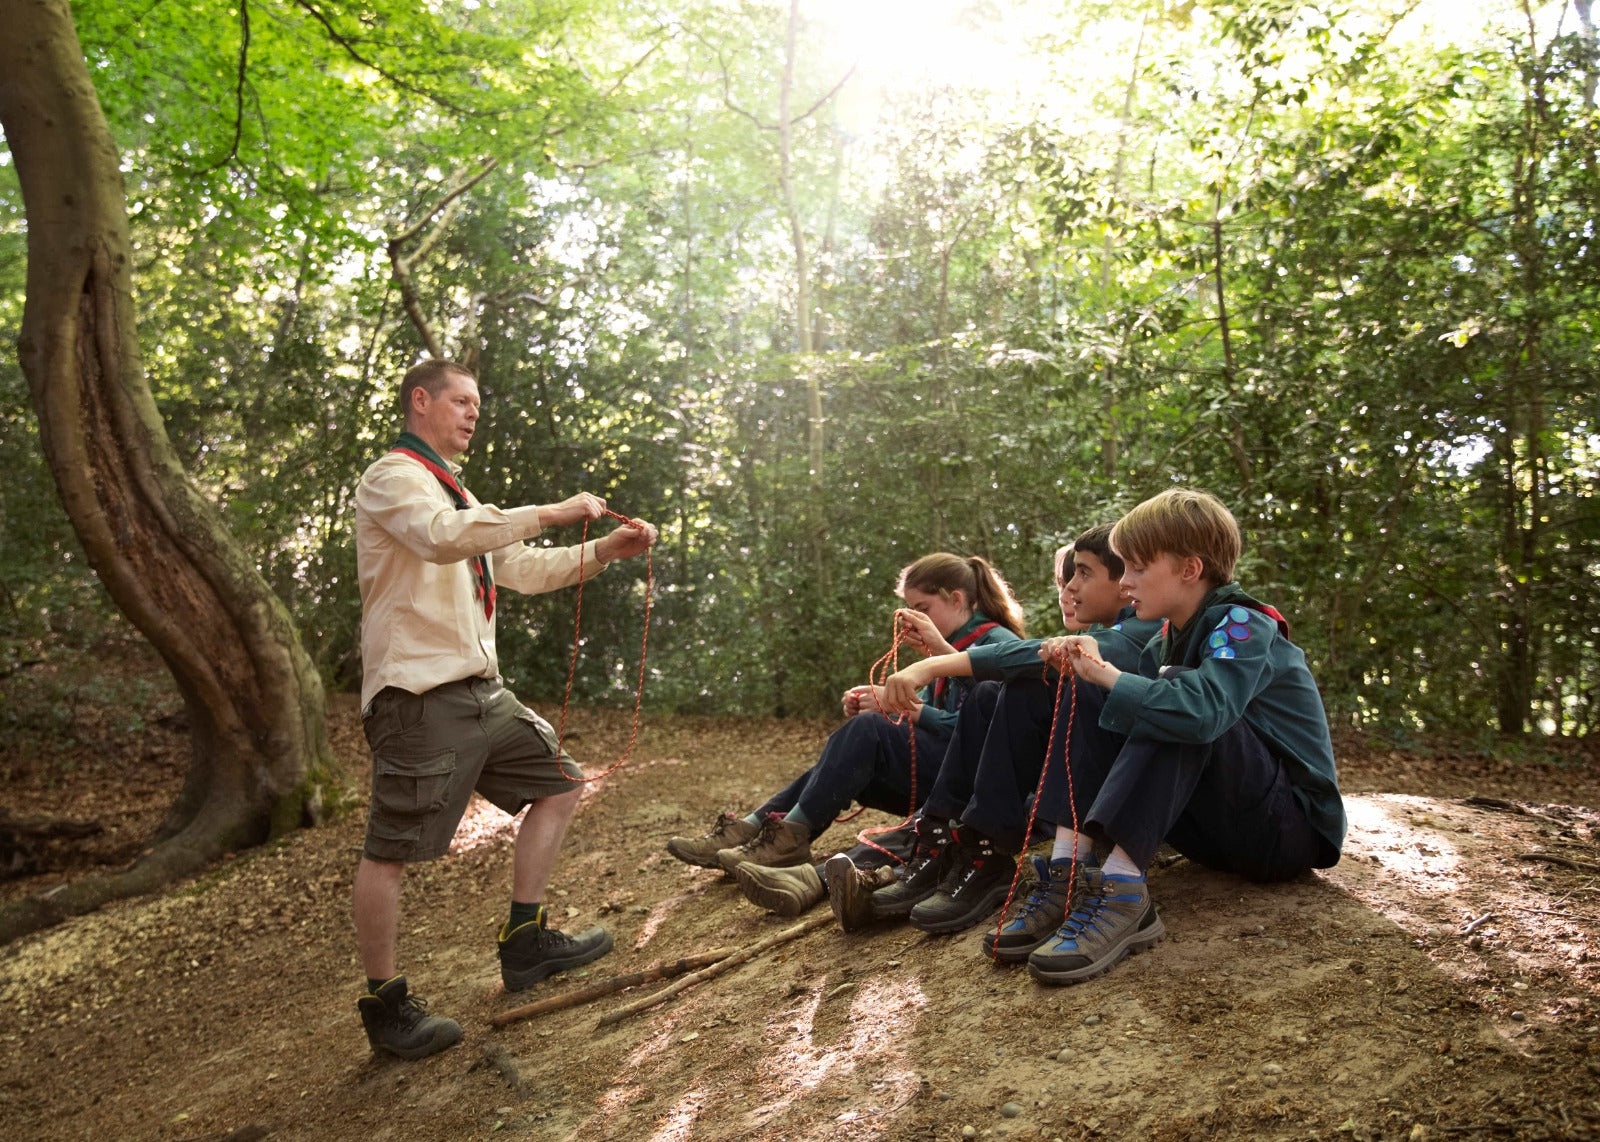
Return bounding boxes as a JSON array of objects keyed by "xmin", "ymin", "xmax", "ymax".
[
  {"xmin": 869, "ymin": 816, "xmax": 954, "ymax": 919},
  {"xmin": 908, "ymin": 826, "xmax": 1016, "ymax": 934},
  {"xmin": 499, "ymin": 918, "xmax": 614, "ymax": 992},
  {"xmin": 357, "ymin": 976, "xmax": 462, "ymax": 1061}
]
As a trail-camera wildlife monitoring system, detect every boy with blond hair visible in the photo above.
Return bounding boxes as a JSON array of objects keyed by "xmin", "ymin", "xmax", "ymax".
[{"xmin": 1014, "ymin": 487, "xmax": 1344, "ymax": 984}]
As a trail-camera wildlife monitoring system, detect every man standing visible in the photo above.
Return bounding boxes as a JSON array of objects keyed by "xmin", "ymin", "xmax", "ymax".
[{"xmin": 353, "ymin": 358, "xmax": 657, "ymax": 1060}]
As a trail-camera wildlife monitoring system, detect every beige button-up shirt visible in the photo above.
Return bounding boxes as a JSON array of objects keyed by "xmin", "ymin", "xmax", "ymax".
[{"xmin": 355, "ymin": 451, "xmax": 605, "ymax": 708}]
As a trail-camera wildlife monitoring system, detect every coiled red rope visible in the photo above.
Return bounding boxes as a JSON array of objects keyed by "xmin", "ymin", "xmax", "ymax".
[
  {"xmin": 847, "ymin": 612, "xmax": 924, "ymax": 864},
  {"xmin": 556, "ymin": 508, "xmax": 652, "ymax": 782}
]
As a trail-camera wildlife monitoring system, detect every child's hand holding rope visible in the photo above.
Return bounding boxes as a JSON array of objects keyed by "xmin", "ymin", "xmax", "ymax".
[
  {"xmin": 878, "ymin": 664, "xmax": 928, "ymax": 718},
  {"xmin": 893, "ymin": 607, "xmax": 955, "ymax": 658},
  {"xmin": 1039, "ymin": 634, "xmax": 1119, "ymax": 689}
]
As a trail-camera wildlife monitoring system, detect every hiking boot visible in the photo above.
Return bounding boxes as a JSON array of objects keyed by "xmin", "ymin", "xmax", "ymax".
[
  {"xmin": 668, "ymin": 812, "xmax": 760, "ymax": 868},
  {"xmin": 716, "ymin": 815, "xmax": 812, "ymax": 873},
  {"xmin": 357, "ymin": 976, "xmax": 462, "ymax": 1061},
  {"xmin": 909, "ymin": 827, "xmax": 1016, "ymax": 934},
  {"xmin": 981, "ymin": 856, "xmax": 1083, "ymax": 963},
  {"xmin": 1027, "ymin": 870, "xmax": 1165, "ymax": 986},
  {"xmin": 849, "ymin": 821, "xmax": 917, "ymax": 871},
  {"xmin": 736, "ymin": 861, "xmax": 824, "ymax": 917},
  {"xmin": 870, "ymin": 817, "xmax": 954, "ymax": 919},
  {"xmin": 825, "ymin": 853, "xmax": 897, "ymax": 932},
  {"xmin": 499, "ymin": 918, "xmax": 614, "ymax": 992}
]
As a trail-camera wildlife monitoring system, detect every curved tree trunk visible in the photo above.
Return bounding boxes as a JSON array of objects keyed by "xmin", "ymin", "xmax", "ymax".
[{"xmin": 0, "ymin": 0, "xmax": 339, "ymax": 945}]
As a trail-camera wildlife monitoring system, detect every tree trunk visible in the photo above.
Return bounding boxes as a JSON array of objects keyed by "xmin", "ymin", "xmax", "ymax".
[
  {"xmin": 0, "ymin": 0, "xmax": 339, "ymax": 945},
  {"xmin": 778, "ymin": 0, "xmax": 827, "ymax": 591}
]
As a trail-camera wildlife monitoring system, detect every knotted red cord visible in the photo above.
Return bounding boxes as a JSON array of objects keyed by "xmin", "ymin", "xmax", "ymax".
[
  {"xmin": 987, "ymin": 651, "xmax": 1080, "ymax": 961},
  {"xmin": 556, "ymin": 508, "xmax": 652, "ymax": 782},
  {"xmin": 847, "ymin": 612, "xmax": 923, "ymax": 865}
]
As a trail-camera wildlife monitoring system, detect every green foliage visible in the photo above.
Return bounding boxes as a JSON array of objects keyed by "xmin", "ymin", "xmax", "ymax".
[{"xmin": 2, "ymin": 0, "xmax": 1595, "ymax": 746}]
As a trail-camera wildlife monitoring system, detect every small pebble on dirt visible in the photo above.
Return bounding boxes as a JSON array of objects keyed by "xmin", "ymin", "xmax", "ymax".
[
  {"xmin": 1510, "ymin": 1011, "xmax": 1526, "ymax": 1022},
  {"xmin": 1000, "ymin": 1102, "xmax": 1023, "ymax": 1118},
  {"xmin": 1263, "ymin": 1063, "xmax": 1283, "ymax": 1075},
  {"xmin": 1082, "ymin": 1014, "xmax": 1101, "ymax": 1027},
  {"xmin": 962, "ymin": 1127, "xmax": 977, "ymax": 1138},
  {"xmin": 1056, "ymin": 1048, "xmax": 1075, "ymax": 1062}
]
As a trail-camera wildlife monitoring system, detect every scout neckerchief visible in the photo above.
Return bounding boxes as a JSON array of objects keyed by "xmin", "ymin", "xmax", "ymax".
[
  {"xmin": 931, "ymin": 615, "xmax": 1001, "ymax": 703},
  {"xmin": 390, "ymin": 431, "xmax": 496, "ymax": 620},
  {"xmin": 1160, "ymin": 582, "xmax": 1288, "ymax": 668}
]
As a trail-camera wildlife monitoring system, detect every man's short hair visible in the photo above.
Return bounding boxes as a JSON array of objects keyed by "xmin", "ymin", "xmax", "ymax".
[
  {"xmin": 1072, "ymin": 523, "xmax": 1123, "ymax": 579},
  {"xmin": 399, "ymin": 359, "xmax": 475, "ymax": 420},
  {"xmin": 1111, "ymin": 489, "xmax": 1240, "ymax": 586}
]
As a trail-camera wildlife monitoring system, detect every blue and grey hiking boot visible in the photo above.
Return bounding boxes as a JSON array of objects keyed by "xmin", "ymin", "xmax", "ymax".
[
  {"xmin": 980, "ymin": 856, "xmax": 1082, "ymax": 963},
  {"xmin": 1027, "ymin": 870, "xmax": 1165, "ymax": 985},
  {"xmin": 908, "ymin": 827, "xmax": 1015, "ymax": 934},
  {"xmin": 870, "ymin": 816, "xmax": 954, "ymax": 919},
  {"xmin": 499, "ymin": 918, "xmax": 614, "ymax": 992},
  {"xmin": 357, "ymin": 976, "xmax": 462, "ymax": 1061}
]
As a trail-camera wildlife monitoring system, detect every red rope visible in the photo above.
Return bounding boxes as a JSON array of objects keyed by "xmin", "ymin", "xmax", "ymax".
[
  {"xmin": 987, "ymin": 652, "xmax": 1079, "ymax": 961},
  {"xmin": 849, "ymin": 612, "xmax": 922, "ymax": 865},
  {"xmin": 556, "ymin": 509, "xmax": 652, "ymax": 783}
]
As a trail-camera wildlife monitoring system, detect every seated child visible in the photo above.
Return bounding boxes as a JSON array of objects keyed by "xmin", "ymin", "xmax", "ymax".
[
  {"xmin": 1020, "ymin": 488, "xmax": 1345, "ymax": 984},
  {"xmin": 833, "ymin": 525, "xmax": 1160, "ymax": 936},
  {"xmin": 665, "ymin": 553, "xmax": 1025, "ymax": 878}
]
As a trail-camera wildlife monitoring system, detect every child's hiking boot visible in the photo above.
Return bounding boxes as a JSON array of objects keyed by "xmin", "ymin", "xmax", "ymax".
[
  {"xmin": 357, "ymin": 976, "xmax": 462, "ymax": 1061},
  {"xmin": 668, "ymin": 812, "xmax": 759, "ymax": 868},
  {"xmin": 980, "ymin": 856, "xmax": 1082, "ymax": 963},
  {"xmin": 850, "ymin": 821, "xmax": 916, "ymax": 871},
  {"xmin": 908, "ymin": 827, "xmax": 1015, "ymax": 934},
  {"xmin": 1027, "ymin": 870, "xmax": 1165, "ymax": 986},
  {"xmin": 869, "ymin": 816, "xmax": 954, "ymax": 919},
  {"xmin": 498, "ymin": 917, "xmax": 614, "ymax": 992},
  {"xmin": 824, "ymin": 853, "xmax": 897, "ymax": 931},
  {"xmin": 716, "ymin": 814, "xmax": 811, "ymax": 873},
  {"xmin": 736, "ymin": 861, "xmax": 824, "ymax": 916}
]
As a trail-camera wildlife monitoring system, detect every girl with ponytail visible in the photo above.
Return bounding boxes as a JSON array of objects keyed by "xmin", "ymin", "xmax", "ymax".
[{"xmin": 664, "ymin": 552, "xmax": 1025, "ymax": 909}]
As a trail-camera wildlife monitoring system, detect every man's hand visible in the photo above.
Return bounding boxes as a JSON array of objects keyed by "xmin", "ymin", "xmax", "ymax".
[
  {"xmin": 895, "ymin": 608, "xmax": 954, "ymax": 658},
  {"xmin": 539, "ymin": 492, "xmax": 607, "ymax": 529},
  {"xmin": 594, "ymin": 518, "xmax": 658, "ymax": 563}
]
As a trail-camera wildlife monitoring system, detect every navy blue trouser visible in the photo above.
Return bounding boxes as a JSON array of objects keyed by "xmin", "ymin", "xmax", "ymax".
[
  {"xmin": 1001, "ymin": 673, "xmax": 1327, "ymax": 882},
  {"xmin": 755, "ymin": 711, "xmax": 947, "ymax": 836},
  {"xmin": 921, "ymin": 681, "xmax": 1003, "ymax": 822},
  {"xmin": 920, "ymin": 677, "xmax": 1058, "ymax": 852}
]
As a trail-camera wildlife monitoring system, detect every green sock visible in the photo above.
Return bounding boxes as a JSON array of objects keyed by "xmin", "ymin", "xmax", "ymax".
[{"xmin": 509, "ymin": 901, "xmax": 544, "ymax": 931}]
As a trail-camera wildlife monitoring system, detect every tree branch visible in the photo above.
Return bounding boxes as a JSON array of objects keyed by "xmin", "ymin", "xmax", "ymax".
[{"xmin": 198, "ymin": 0, "xmax": 250, "ymax": 175}]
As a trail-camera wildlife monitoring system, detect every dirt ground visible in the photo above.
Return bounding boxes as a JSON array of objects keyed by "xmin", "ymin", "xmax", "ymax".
[{"xmin": 3, "ymin": 648, "xmax": 1600, "ymax": 1141}]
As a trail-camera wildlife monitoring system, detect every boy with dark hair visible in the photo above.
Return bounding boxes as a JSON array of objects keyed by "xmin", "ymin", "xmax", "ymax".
[
  {"xmin": 843, "ymin": 525, "xmax": 1162, "ymax": 936},
  {"xmin": 1018, "ymin": 487, "xmax": 1344, "ymax": 984}
]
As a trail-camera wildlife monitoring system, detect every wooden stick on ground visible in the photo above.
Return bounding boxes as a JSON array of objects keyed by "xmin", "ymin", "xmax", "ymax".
[
  {"xmin": 492, "ymin": 948, "xmax": 736, "ymax": 1027},
  {"xmin": 596, "ymin": 911, "xmax": 834, "ymax": 1029}
]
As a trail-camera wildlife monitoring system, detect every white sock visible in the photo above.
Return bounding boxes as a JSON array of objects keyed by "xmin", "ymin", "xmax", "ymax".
[
  {"xmin": 1101, "ymin": 846, "xmax": 1143, "ymax": 879},
  {"xmin": 1051, "ymin": 827, "xmax": 1094, "ymax": 864}
]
